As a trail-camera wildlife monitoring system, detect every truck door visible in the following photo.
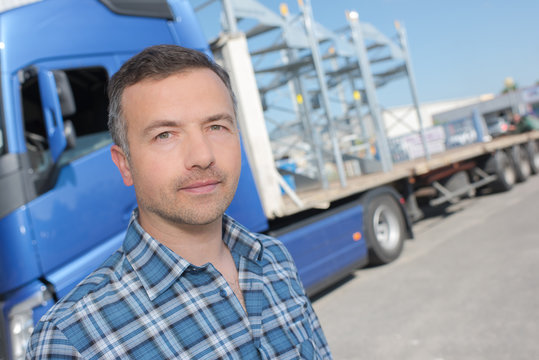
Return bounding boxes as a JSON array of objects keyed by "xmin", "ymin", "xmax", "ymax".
[{"xmin": 19, "ymin": 58, "xmax": 136, "ymax": 297}]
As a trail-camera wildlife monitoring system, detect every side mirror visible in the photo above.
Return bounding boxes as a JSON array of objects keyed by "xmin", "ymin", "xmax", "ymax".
[
  {"xmin": 53, "ymin": 71, "xmax": 76, "ymax": 118},
  {"xmin": 38, "ymin": 70, "xmax": 66, "ymax": 162},
  {"xmin": 64, "ymin": 120, "xmax": 77, "ymax": 150},
  {"xmin": 37, "ymin": 69, "xmax": 77, "ymax": 161}
]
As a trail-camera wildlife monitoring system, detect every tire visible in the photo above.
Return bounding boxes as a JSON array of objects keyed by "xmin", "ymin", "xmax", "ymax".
[
  {"xmin": 510, "ymin": 145, "xmax": 531, "ymax": 182},
  {"xmin": 489, "ymin": 150, "xmax": 516, "ymax": 192},
  {"xmin": 362, "ymin": 192, "xmax": 405, "ymax": 265},
  {"xmin": 526, "ymin": 140, "xmax": 539, "ymax": 175}
]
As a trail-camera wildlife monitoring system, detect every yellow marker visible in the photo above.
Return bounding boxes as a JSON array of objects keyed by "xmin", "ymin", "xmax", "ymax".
[
  {"xmin": 394, "ymin": 20, "xmax": 401, "ymax": 30},
  {"xmin": 279, "ymin": 3, "xmax": 289, "ymax": 17},
  {"xmin": 353, "ymin": 232, "xmax": 361, "ymax": 241},
  {"xmin": 297, "ymin": 0, "xmax": 303, "ymax": 7},
  {"xmin": 296, "ymin": 94, "xmax": 304, "ymax": 104},
  {"xmin": 353, "ymin": 90, "xmax": 361, "ymax": 101},
  {"xmin": 347, "ymin": 10, "xmax": 359, "ymax": 21}
]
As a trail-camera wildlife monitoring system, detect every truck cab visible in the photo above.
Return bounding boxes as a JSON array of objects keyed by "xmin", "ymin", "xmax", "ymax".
[
  {"xmin": 0, "ymin": 1, "xmax": 378, "ymax": 358},
  {"xmin": 0, "ymin": 1, "xmax": 269, "ymax": 358}
]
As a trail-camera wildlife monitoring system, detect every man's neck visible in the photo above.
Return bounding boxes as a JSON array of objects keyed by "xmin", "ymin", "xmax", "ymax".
[{"xmin": 138, "ymin": 210, "xmax": 227, "ymax": 267}]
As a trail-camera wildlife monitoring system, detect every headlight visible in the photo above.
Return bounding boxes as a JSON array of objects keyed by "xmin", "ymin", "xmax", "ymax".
[
  {"xmin": 9, "ymin": 313, "xmax": 34, "ymax": 359},
  {"xmin": 7, "ymin": 286, "xmax": 52, "ymax": 360}
]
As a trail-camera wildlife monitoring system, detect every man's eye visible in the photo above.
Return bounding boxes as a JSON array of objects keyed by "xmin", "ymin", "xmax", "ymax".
[
  {"xmin": 210, "ymin": 125, "xmax": 223, "ymax": 131},
  {"xmin": 157, "ymin": 132, "xmax": 171, "ymax": 140}
]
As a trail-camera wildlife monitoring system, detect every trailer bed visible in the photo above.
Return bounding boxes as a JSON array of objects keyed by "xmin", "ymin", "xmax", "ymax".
[{"xmin": 281, "ymin": 131, "xmax": 539, "ymax": 216}]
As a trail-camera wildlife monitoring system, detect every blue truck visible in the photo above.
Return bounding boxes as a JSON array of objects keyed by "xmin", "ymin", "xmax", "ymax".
[
  {"xmin": 3, "ymin": 1, "xmax": 539, "ymax": 359},
  {"xmin": 0, "ymin": 1, "xmax": 415, "ymax": 358}
]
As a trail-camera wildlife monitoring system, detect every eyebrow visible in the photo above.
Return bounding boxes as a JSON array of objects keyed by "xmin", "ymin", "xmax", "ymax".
[
  {"xmin": 206, "ymin": 113, "xmax": 236, "ymax": 126},
  {"xmin": 142, "ymin": 120, "xmax": 180, "ymax": 137},
  {"xmin": 142, "ymin": 113, "xmax": 236, "ymax": 136}
]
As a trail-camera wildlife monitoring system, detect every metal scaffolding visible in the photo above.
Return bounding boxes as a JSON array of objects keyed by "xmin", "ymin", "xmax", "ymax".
[{"xmin": 193, "ymin": 0, "xmax": 427, "ymax": 200}]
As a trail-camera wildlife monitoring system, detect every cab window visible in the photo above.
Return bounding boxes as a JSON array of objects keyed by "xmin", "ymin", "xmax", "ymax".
[{"xmin": 20, "ymin": 66, "xmax": 110, "ymax": 193}]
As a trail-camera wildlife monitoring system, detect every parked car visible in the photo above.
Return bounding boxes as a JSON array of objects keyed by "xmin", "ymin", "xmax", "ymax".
[{"xmin": 485, "ymin": 116, "xmax": 510, "ymax": 137}]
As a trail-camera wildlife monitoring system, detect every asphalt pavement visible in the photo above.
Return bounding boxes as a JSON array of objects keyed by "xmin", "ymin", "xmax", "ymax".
[{"xmin": 313, "ymin": 174, "xmax": 539, "ymax": 360}]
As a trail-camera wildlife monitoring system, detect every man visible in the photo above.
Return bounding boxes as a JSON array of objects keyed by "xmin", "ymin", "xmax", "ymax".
[
  {"xmin": 510, "ymin": 112, "xmax": 539, "ymax": 133},
  {"xmin": 27, "ymin": 45, "xmax": 332, "ymax": 359}
]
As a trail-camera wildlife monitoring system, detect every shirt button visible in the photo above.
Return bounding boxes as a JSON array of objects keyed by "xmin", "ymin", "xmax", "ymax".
[{"xmin": 219, "ymin": 289, "xmax": 227, "ymax": 298}]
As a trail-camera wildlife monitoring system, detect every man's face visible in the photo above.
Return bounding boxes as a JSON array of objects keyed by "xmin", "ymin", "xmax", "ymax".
[{"xmin": 111, "ymin": 68, "xmax": 241, "ymax": 227}]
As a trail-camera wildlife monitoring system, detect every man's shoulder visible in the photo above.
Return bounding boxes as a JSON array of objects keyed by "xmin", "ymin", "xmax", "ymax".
[
  {"xmin": 38, "ymin": 249, "xmax": 127, "ymax": 326},
  {"xmin": 257, "ymin": 233, "xmax": 294, "ymax": 264},
  {"xmin": 251, "ymin": 232, "xmax": 301, "ymax": 281},
  {"xmin": 225, "ymin": 215, "xmax": 296, "ymax": 271},
  {"xmin": 227, "ymin": 216, "xmax": 289, "ymax": 258},
  {"xmin": 27, "ymin": 249, "xmax": 142, "ymax": 357}
]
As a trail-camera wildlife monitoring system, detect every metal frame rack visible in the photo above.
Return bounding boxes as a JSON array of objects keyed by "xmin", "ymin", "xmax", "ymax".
[{"xmin": 192, "ymin": 0, "xmax": 427, "ymax": 216}]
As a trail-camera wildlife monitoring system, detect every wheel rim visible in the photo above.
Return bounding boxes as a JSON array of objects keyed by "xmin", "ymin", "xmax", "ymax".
[
  {"xmin": 504, "ymin": 162, "xmax": 516, "ymax": 185},
  {"xmin": 372, "ymin": 204, "xmax": 401, "ymax": 251},
  {"xmin": 533, "ymin": 151, "xmax": 539, "ymax": 169}
]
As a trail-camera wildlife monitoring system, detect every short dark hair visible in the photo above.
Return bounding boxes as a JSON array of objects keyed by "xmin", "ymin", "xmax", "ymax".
[{"xmin": 107, "ymin": 44, "xmax": 236, "ymax": 158}]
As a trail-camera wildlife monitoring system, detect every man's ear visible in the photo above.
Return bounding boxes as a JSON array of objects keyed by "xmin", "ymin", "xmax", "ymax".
[{"xmin": 111, "ymin": 144, "xmax": 134, "ymax": 186}]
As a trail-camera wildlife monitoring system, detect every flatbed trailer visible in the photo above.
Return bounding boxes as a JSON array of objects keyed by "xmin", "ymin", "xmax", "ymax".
[{"xmin": 282, "ymin": 130, "xmax": 539, "ymax": 216}]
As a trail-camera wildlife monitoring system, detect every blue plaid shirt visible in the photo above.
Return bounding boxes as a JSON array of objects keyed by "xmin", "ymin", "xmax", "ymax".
[{"xmin": 27, "ymin": 212, "xmax": 332, "ymax": 359}]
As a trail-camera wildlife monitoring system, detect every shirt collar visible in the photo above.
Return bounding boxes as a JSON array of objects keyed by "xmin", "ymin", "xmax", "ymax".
[
  {"xmin": 222, "ymin": 214, "xmax": 264, "ymax": 262},
  {"xmin": 122, "ymin": 210, "xmax": 191, "ymax": 300},
  {"xmin": 122, "ymin": 210, "xmax": 264, "ymax": 301}
]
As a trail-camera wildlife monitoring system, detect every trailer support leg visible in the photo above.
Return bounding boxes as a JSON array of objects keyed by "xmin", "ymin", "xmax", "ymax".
[{"xmin": 403, "ymin": 179, "xmax": 422, "ymax": 222}]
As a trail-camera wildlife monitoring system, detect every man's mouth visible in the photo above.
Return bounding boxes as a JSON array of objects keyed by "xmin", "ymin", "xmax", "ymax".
[{"xmin": 179, "ymin": 180, "xmax": 220, "ymax": 194}]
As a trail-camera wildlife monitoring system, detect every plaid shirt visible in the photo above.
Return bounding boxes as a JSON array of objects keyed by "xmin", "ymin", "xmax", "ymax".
[{"xmin": 27, "ymin": 212, "xmax": 332, "ymax": 359}]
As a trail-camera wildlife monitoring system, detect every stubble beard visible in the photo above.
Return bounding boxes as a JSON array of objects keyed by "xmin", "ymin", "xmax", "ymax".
[{"xmin": 138, "ymin": 167, "xmax": 238, "ymax": 226}]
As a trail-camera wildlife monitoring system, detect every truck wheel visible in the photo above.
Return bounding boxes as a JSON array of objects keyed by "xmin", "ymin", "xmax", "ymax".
[
  {"xmin": 489, "ymin": 150, "xmax": 516, "ymax": 192},
  {"xmin": 362, "ymin": 193, "xmax": 405, "ymax": 265},
  {"xmin": 526, "ymin": 140, "xmax": 539, "ymax": 175},
  {"xmin": 510, "ymin": 145, "xmax": 531, "ymax": 182}
]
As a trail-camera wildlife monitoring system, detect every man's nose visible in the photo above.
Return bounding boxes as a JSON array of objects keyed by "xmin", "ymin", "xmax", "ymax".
[{"xmin": 184, "ymin": 132, "xmax": 215, "ymax": 170}]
